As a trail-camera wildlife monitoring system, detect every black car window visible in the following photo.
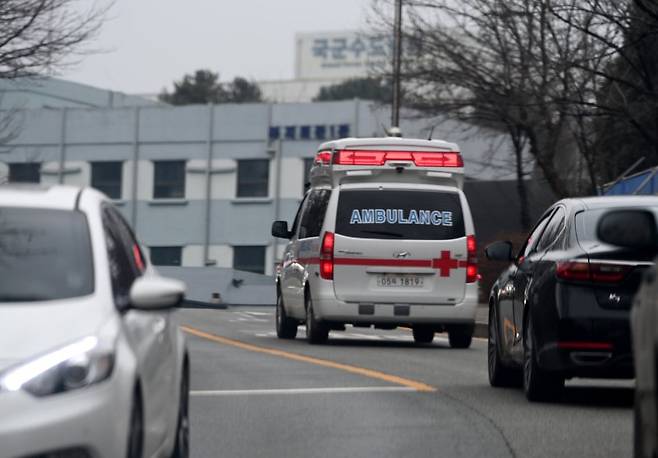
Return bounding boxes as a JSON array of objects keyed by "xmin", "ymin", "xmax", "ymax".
[
  {"xmin": 299, "ymin": 189, "xmax": 332, "ymax": 239},
  {"xmin": 518, "ymin": 209, "xmax": 555, "ymax": 260},
  {"xmin": 0, "ymin": 207, "xmax": 94, "ymax": 302},
  {"xmin": 103, "ymin": 208, "xmax": 138, "ymax": 309},
  {"xmin": 536, "ymin": 207, "xmax": 566, "ymax": 252},
  {"xmin": 576, "ymin": 207, "xmax": 658, "ymax": 243},
  {"xmin": 336, "ymin": 189, "xmax": 465, "ymax": 240}
]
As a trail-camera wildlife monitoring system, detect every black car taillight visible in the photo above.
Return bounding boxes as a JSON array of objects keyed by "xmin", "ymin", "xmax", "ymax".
[{"xmin": 556, "ymin": 260, "xmax": 632, "ymax": 284}]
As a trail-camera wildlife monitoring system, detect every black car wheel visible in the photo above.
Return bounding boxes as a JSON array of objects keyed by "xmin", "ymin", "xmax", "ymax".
[
  {"xmin": 305, "ymin": 292, "xmax": 329, "ymax": 344},
  {"xmin": 412, "ymin": 326, "xmax": 434, "ymax": 344},
  {"xmin": 276, "ymin": 293, "xmax": 298, "ymax": 339},
  {"xmin": 171, "ymin": 362, "xmax": 190, "ymax": 458},
  {"xmin": 523, "ymin": 316, "xmax": 564, "ymax": 402},
  {"xmin": 488, "ymin": 305, "xmax": 521, "ymax": 387},
  {"xmin": 126, "ymin": 388, "xmax": 144, "ymax": 458},
  {"xmin": 448, "ymin": 324, "xmax": 473, "ymax": 349}
]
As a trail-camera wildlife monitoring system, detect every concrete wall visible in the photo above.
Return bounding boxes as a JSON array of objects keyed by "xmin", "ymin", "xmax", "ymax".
[{"xmin": 158, "ymin": 266, "xmax": 275, "ymax": 306}]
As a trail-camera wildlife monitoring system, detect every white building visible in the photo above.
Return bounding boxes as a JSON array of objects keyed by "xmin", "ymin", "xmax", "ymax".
[
  {"xmin": 0, "ymin": 78, "xmax": 534, "ymax": 303},
  {"xmin": 259, "ymin": 30, "xmax": 390, "ymax": 103}
]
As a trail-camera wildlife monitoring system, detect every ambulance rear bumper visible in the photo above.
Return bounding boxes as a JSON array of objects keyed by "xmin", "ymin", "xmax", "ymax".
[{"xmin": 312, "ymin": 283, "xmax": 478, "ymax": 325}]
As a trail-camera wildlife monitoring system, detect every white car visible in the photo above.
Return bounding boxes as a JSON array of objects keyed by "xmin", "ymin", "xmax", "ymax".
[
  {"xmin": 272, "ymin": 137, "xmax": 479, "ymax": 346},
  {"xmin": 596, "ymin": 208, "xmax": 658, "ymax": 458},
  {"xmin": 0, "ymin": 185, "xmax": 189, "ymax": 458}
]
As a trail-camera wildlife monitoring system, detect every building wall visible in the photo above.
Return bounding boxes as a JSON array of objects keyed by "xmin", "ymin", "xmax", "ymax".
[{"xmin": 0, "ymin": 100, "xmax": 378, "ymax": 275}]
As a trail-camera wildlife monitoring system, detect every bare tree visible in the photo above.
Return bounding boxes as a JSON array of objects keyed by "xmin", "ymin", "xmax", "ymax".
[
  {"xmin": 377, "ymin": 0, "xmax": 622, "ymax": 198},
  {"xmin": 0, "ymin": 0, "xmax": 110, "ymax": 79},
  {"xmin": 0, "ymin": 1, "xmax": 109, "ymax": 184},
  {"xmin": 549, "ymin": 0, "xmax": 658, "ymax": 181}
]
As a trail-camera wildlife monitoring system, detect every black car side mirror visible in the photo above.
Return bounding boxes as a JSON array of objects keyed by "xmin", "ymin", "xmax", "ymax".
[
  {"xmin": 271, "ymin": 220, "xmax": 292, "ymax": 239},
  {"xmin": 597, "ymin": 209, "xmax": 658, "ymax": 252},
  {"xmin": 485, "ymin": 241, "xmax": 514, "ymax": 262}
]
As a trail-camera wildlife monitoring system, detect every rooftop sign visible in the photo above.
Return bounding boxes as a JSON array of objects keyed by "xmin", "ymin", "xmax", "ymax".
[{"xmin": 295, "ymin": 31, "xmax": 391, "ymax": 80}]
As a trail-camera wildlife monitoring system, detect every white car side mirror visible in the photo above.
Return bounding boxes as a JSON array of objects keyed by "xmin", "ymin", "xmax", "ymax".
[{"xmin": 130, "ymin": 276, "xmax": 186, "ymax": 310}]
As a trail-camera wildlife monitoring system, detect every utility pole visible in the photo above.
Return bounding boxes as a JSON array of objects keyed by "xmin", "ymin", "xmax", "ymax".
[{"xmin": 391, "ymin": 0, "xmax": 403, "ymax": 129}]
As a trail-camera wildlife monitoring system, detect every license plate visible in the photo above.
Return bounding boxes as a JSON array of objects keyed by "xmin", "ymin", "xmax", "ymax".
[{"xmin": 376, "ymin": 275, "xmax": 424, "ymax": 288}]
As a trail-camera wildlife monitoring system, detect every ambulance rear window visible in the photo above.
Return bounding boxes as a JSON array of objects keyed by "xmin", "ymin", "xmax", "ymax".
[{"xmin": 336, "ymin": 190, "xmax": 465, "ymax": 240}]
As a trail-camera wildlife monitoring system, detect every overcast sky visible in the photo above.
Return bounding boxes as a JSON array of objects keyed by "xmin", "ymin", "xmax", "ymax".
[{"xmin": 60, "ymin": 0, "xmax": 373, "ymax": 95}]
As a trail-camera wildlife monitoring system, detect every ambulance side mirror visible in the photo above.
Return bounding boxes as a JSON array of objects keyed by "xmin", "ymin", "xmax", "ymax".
[{"xmin": 272, "ymin": 221, "xmax": 292, "ymax": 239}]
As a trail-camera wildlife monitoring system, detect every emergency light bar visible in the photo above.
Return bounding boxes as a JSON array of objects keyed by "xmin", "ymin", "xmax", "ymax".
[
  {"xmin": 310, "ymin": 138, "xmax": 466, "ymax": 189},
  {"xmin": 314, "ymin": 150, "xmax": 464, "ymax": 168}
]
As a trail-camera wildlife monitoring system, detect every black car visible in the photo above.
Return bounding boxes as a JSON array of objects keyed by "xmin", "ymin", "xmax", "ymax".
[{"xmin": 485, "ymin": 196, "xmax": 658, "ymax": 401}]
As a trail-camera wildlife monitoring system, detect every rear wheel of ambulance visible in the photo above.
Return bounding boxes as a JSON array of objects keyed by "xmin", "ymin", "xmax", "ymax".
[
  {"xmin": 305, "ymin": 291, "xmax": 329, "ymax": 344},
  {"xmin": 412, "ymin": 326, "xmax": 434, "ymax": 344},
  {"xmin": 448, "ymin": 324, "xmax": 474, "ymax": 349}
]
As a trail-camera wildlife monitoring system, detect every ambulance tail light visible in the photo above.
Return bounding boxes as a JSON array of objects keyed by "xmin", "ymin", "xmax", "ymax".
[
  {"xmin": 466, "ymin": 235, "xmax": 478, "ymax": 283},
  {"xmin": 320, "ymin": 231, "xmax": 335, "ymax": 280},
  {"xmin": 314, "ymin": 151, "xmax": 332, "ymax": 165},
  {"xmin": 333, "ymin": 150, "xmax": 463, "ymax": 167}
]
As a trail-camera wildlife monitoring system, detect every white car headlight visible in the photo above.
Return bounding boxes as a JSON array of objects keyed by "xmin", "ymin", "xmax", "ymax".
[{"xmin": 0, "ymin": 335, "xmax": 115, "ymax": 397}]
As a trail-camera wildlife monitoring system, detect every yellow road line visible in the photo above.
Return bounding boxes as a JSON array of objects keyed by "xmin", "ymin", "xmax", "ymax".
[{"xmin": 182, "ymin": 325, "xmax": 436, "ymax": 393}]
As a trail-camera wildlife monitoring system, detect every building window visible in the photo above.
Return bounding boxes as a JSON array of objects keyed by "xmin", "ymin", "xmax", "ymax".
[
  {"xmin": 150, "ymin": 246, "xmax": 182, "ymax": 266},
  {"xmin": 91, "ymin": 161, "xmax": 123, "ymax": 199},
  {"xmin": 303, "ymin": 157, "xmax": 315, "ymax": 190},
  {"xmin": 233, "ymin": 246, "xmax": 266, "ymax": 274},
  {"xmin": 268, "ymin": 126, "xmax": 280, "ymax": 140},
  {"xmin": 153, "ymin": 160, "xmax": 185, "ymax": 199},
  {"xmin": 338, "ymin": 124, "xmax": 350, "ymax": 137},
  {"xmin": 285, "ymin": 126, "xmax": 296, "ymax": 140},
  {"xmin": 315, "ymin": 125, "xmax": 326, "ymax": 140},
  {"xmin": 9, "ymin": 163, "xmax": 40, "ymax": 183},
  {"xmin": 300, "ymin": 125, "xmax": 311, "ymax": 139},
  {"xmin": 236, "ymin": 159, "xmax": 269, "ymax": 198}
]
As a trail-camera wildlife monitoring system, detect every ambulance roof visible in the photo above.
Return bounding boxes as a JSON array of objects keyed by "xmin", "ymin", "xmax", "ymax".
[
  {"xmin": 310, "ymin": 136, "xmax": 465, "ymax": 190},
  {"xmin": 317, "ymin": 137, "xmax": 460, "ymax": 152}
]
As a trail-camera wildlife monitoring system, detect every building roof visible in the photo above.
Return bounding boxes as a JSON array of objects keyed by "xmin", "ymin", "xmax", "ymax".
[{"xmin": 0, "ymin": 77, "xmax": 161, "ymax": 109}]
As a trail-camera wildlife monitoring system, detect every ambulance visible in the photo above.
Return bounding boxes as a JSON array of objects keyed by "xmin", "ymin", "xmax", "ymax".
[{"xmin": 271, "ymin": 137, "xmax": 479, "ymax": 346}]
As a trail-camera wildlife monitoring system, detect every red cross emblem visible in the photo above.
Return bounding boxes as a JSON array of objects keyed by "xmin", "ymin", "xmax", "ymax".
[{"xmin": 432, "ymin": 251, "xmax": 468, "ymax": 277}]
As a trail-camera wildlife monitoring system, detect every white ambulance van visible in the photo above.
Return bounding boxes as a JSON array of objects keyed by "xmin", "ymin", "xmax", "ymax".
[{"xmin": 271, "ymin": 137, "xmax": 479, "ymax": 346}]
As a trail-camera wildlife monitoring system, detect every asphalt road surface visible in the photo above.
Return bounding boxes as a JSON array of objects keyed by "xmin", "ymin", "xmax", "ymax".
[{"xmin": 176, "ymin": 306, "xmax": 633, "ymax": 458}]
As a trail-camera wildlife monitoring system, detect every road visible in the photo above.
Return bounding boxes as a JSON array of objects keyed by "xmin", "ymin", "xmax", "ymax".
[{"xmin": 176, "ymin": 306, "xmax": 633, "ymax": 458}]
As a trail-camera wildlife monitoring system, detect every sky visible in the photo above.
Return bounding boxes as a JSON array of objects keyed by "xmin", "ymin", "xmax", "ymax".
[{"xmin": 60, "ymin": 0, "xmax": 374, "ymax": 95}]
